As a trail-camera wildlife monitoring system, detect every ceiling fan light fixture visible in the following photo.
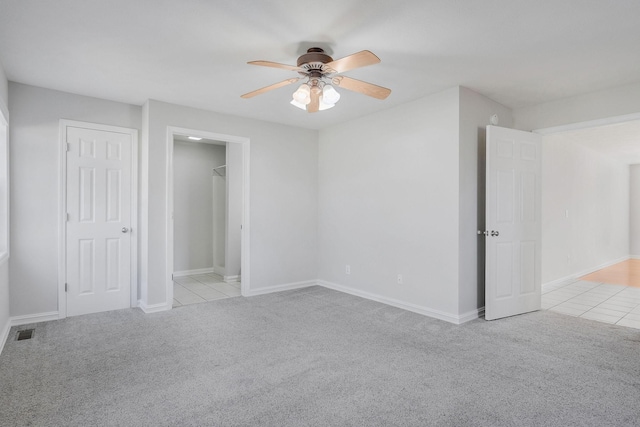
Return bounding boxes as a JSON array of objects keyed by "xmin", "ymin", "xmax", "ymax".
[
  {"xmin": 322, "ymin": 85, "xmax": 341, "ymax": 104},
  {"xmin": 318, "ymin": 98, "xmax": 335, "ymax": 111},
  {"xmin": 292, "ymin": 84, "xmax": 311, "ymax": 104},
  {"xmin": 290, "ymin": 99, "xmax": 308, "ymax": 110}
]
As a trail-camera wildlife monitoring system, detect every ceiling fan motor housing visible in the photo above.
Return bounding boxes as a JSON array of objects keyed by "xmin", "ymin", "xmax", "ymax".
[{"xmin": 297, "ymin": 47, "xmax": 333, "ymax": 73}]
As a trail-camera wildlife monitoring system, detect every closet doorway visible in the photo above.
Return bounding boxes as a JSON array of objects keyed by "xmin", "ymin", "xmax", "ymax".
[{"xmin": 167, "ymin": 130, "xmax": 246, "ymax": 307}]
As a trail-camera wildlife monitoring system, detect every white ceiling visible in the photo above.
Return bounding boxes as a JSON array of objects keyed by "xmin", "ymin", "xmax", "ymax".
[{"xmin": 1, "ymin": 1, "xmax": 640, "ymax": 130}]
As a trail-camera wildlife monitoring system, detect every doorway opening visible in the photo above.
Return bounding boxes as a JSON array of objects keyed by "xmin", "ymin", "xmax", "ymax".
[
  {"xmin": 536, "ymin": 114, "xmax": 640, "ymax": 328},
  {"xmin": 166, "ymin": 127, "xmax": 250, "ymax": 308}
]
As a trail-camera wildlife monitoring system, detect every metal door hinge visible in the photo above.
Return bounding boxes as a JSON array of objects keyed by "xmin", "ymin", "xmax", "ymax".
[
  {"xmin": 65, "ymin": 143, "xmax": 70, "ymax": 152},
  {"xmin": 65, "ymin": 283, "xmax": 68, "ymax": 292}
]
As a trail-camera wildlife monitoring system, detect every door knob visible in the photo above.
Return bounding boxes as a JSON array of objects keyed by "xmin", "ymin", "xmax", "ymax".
[
  {"xmin": 122, "ymin": 227, "xmax": 129, "ymax": 233},
  {"xmin": 491, "ymin": 230, "xmax": 499, "ymax": 236}
]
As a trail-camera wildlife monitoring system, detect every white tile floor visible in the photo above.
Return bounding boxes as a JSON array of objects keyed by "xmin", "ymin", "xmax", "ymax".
[
  {"xmin": 542, "ymin": 280, "xmax": 640, "ymax": 329},
  {"xmin": 173, "ymin": 273, "xmax": 241, "ymax": 307}
]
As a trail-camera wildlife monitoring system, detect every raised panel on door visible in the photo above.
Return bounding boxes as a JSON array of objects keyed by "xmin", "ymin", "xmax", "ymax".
[
  {"xmin": 78, "ymin": 239, "xmax": 95, "ymax": 294},
  {"xmin": 106, "ymin": 169, "xmax": 121, "ymax": 222},
  {"xmin": 106, "ymin": 238, "xmax": 121, "ymax": 291},
  {"xmin": 495, "ymin": 242, "xmax": 513, "ymax": 298},
  {"xmin": 79, "ymin": 167, "xmax": 95, "ymax": 222}
]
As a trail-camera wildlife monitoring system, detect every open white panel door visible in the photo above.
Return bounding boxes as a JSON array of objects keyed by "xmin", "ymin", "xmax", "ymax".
[{"xmin": 485, "ymin": 125, "xmax": 541, "ymax": 320}]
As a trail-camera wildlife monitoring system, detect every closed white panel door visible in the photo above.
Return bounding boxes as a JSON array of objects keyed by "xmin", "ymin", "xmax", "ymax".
[
  {"xmin": 66, "ymin": 126, "xmax": 132, "ymax": 316},
  {"xmin": 485, "ymin": 125, "xmax": 541, "ymax": 320}
]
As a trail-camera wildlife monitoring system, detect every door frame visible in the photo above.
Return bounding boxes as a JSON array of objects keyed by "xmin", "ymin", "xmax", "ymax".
[
  {"xmin": 165, "ymin": 126, "xmax": 250, "ymax": 305},
  {"xmin": 58, "ymin": 120, "xmax": 139, "ymax": 319},
  {"xmin": 533, "ymin": 112, "xmax": 640, "ymax": 291}
]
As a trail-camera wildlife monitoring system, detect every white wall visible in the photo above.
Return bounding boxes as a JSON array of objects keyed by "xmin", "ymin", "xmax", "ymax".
[
  {"xmin": 0, "ymin": 61, "xmax": 8, "ymax": 109},
  {"xmin": 318, "ymin": 88, "xmax": 462, "ymax": 319},
  {"xmin": 7, "ymin": 86, "xmax": 317, "ymax": 317},
  {"xmin": 143, "ymin": 100, "xmax": 318, "ymax": 306},
  {"xmin": 173, "ymin": 141, "xmax": 225, "ymax": 272},
  {"xmin": 6, "ymin": 76, "xmax": 635, "ymax": 323},
  {"xmin": 317, "ymin": 86, "xmax": 513, "ymax": 322},
  {"xmin": 8, "ymin": 83, "xmax": 141, "ymax": 317},
  {"xmin": 542, "ymin": 135, "xmax": 630, "ymax": 285},
  {"xmin": 458, "ymin": 87, "xmax": 513, "ymax": 314},
  {"xmin": 630, "ymin": 165, "xmax": 640, "ymax": 257}
]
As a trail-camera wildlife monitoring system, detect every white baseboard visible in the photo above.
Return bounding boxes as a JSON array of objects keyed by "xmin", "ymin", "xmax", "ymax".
[
  {"xmin": 173, "ymin": 268, "xmax": 214, "ymax": 278},
  {"xmin": 459, "ymin": 306, "xmax": 485, "ymax": 323},
  {"xmin": 137, "ymin": 300, "xmax": 172, "ymax": 314},
  {"xmin": 243, "ymin": 280, "xmax": 316, "ymax": 297},
  {"xmin": 224, "ymin": 275, "xmax": 240, "ymax": 282},
  {"xmin": 631, "ymin": 255, "xmax": 640, "ymax": 260},
  {"xmin": 542, "ymin": 255, "xmax": 631, "ymax": 291},
  {"xmin": 11, "ymin": 311, "xmax": 60, "ymax": 327},
  {"xmin": 542, "ymin": 275, "xmax": 579, "ymax": 291},
  {"xmin": 317, "ymin": 280, "xmax": 477, "ymax": 325},
  {"xmin": 0, "ymin": 318, "xmax": 10, "ymax": 355}
]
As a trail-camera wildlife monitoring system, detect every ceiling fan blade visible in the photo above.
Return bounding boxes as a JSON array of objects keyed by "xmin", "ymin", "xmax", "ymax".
[
  {"xmin": 241, "ymin": 78, "xmax": 300, "ymax": 99},
  {"xmin": 248, "ymin": 60, "xmax": 302, "ymax": 72},
  {"xmin": 325, "ymin": 50, "xmax": 380, "ymax": 74},
  {"xmin": 332, "ymin": 76, "xmax": 391, "ymax": 100},
  {"xmin": 307, "ymin": 89, "xmax": 320, "ymax": 113}
]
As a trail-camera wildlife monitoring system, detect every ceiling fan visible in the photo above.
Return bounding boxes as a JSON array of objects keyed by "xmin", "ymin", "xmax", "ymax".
[{"xmin": 241, "ymin": 47, "xmax": 391, "ymax": 113}]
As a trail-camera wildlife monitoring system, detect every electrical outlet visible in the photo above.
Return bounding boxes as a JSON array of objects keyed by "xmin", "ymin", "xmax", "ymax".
[
  {"xmin": 346, "ymin": 265, "xmax": 351, "ymax": 275},
  {"xmin": 397, "ymin": 274, "xmax": 403, "ymax": 285}
]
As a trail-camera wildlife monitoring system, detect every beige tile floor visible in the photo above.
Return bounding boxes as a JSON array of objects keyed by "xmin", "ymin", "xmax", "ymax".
[
  {"xmin": 173, "ymin": 273, "xmax": 241, "ymax": 307},
  {"xmin": 542, "ymin": 280, "xmax": 640, "ymax": 329}
]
